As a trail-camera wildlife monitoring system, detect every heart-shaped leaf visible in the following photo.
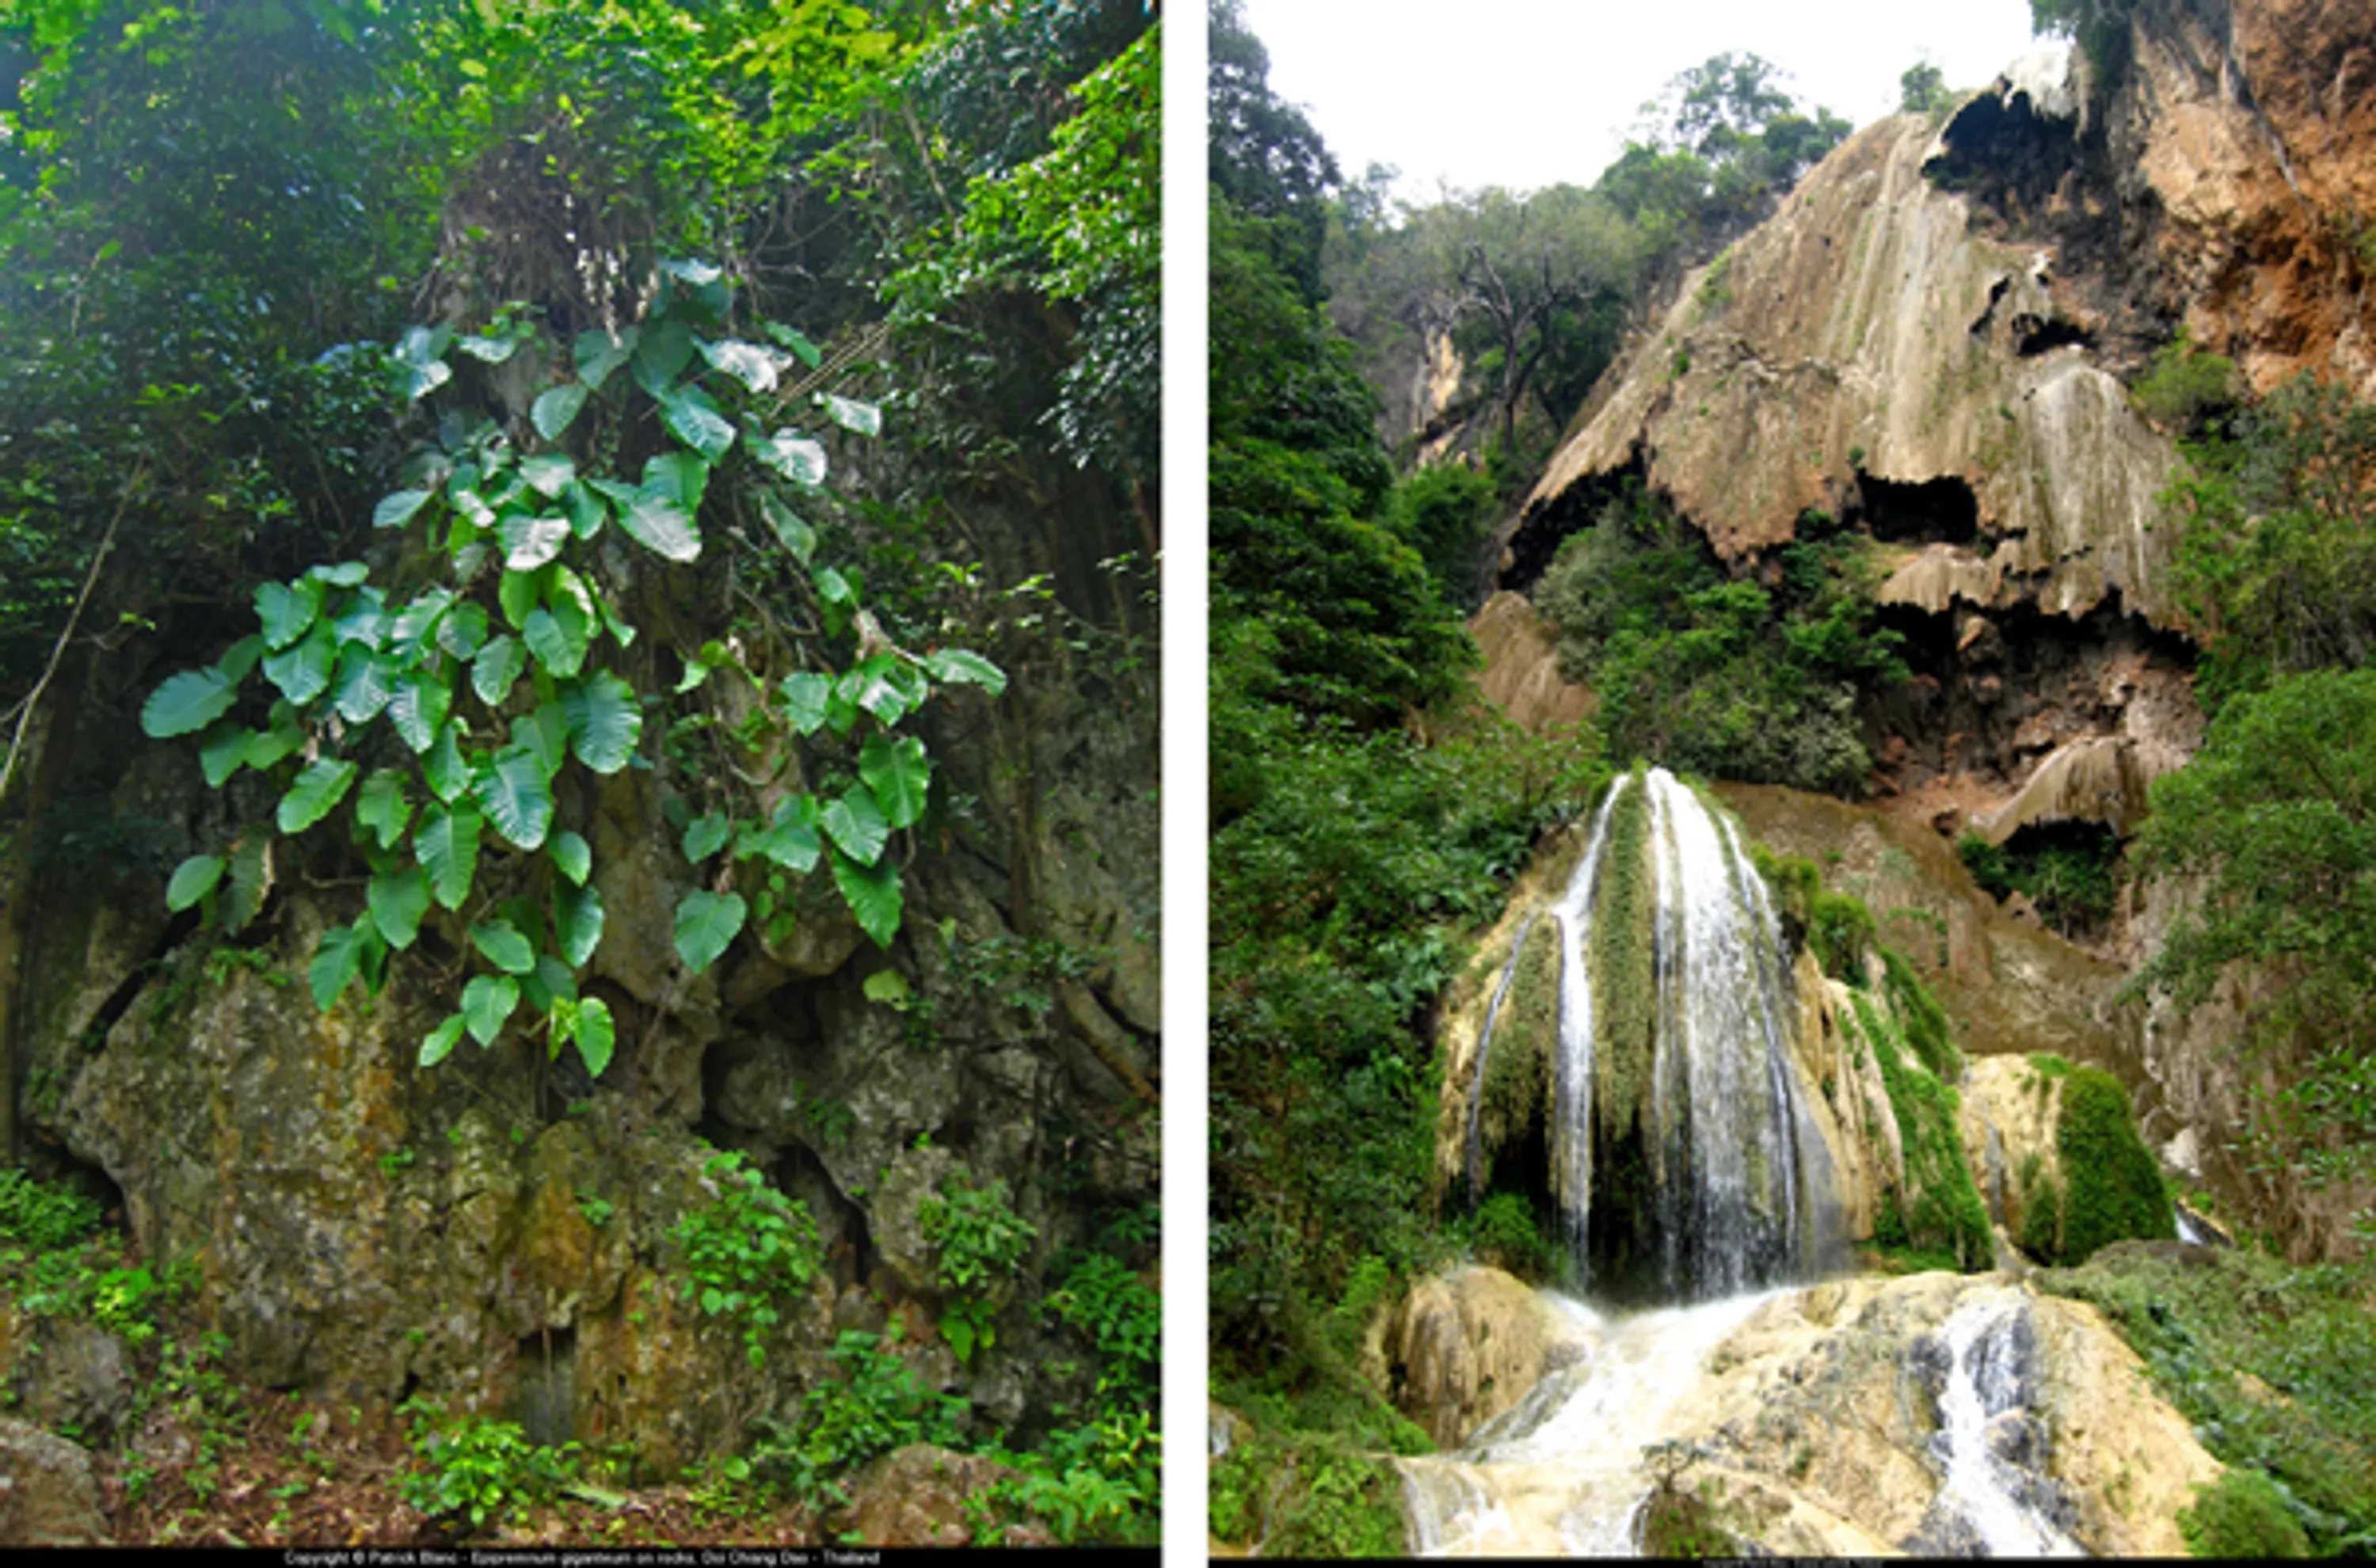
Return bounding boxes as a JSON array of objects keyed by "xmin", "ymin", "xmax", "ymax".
[
  {"xmin": 369, "ymin": 866, "xmax": 431, "ymax": 950},
  {"xmin": 331, "ymin": 643, "xmax": 397, "ymax": 725},
  {"xmin": 818, "ymin": 392, "xmax": 881, "ymax": 437},
  {"xmin": 531, "ymin": 383, "xmax": 588, "ymax": 442},
  {"xmin": 500, "ymin": 513, "xmax": 571, "ymax": 573},
  {"xmin": 830, "ymin": 849, "xmax": 902, "ymax": 949},
  {"xmin": 821, "ymin": 785, "xmax": 889, "ymax": 866},
  {"xmin": 417, "ymin": 802, "xmax": 483, "ymax": 910},
  {"xmin": 469, "ymin": 917, "xmax": 538, "ymax": 976},
  {"xmin": 659, "ymin": 385, "xmax": 736, "ymax": 461},
  {"xmin": 571, "ymin": 996, "xmax": 616, "ymax": 1079},
  {"xmin": 374, "ymin": 488, "xmax": 435, "ymax": 531},
  {"xmin": 859, "ymin": 733, "xmax": 932, "ymax": 830},
  {"xmin": 262, "ymin": 622, "xmax": 337, "ymax": 706},
  {"xmin": 278, "ymin": 757, "xmax": 359, "ymax": 834},
  {"xmin": 310, "ymin": 918, "xmax": 378, "ymax": 1010},
  {"xmin": 925, "ymin": 648, "xmax": 1007, "ymax": 696},
  {"xmin": 549, "ymin": 830, "xmax": 592, "ymax": 886},
  {"xmin": 631, "ymin": 317, "xmax": 696, "ymax": 394},
  {"xmin": 354, "ymin": 768, "xmax": 413, "ymax": 851},
  {"xmin": 574, "ymin": 327, "xmax": 634, "ymax": 390},
  {"xmin": 423, "ymin": 724, "xmax": 470, "ymax": 804},
  {"xmin": 617, "ymin": 490, "xmax": 701, "ymax": 564},
  {"xmin": 420, "ymin": 1013, "xmax": 467, "ymax": 1068},
  {"xmin": 520, "ymin": 453, "xmax": 575, "ymax": 498},
  {"xmin": 513, "ymin": 701, "xmax": 569, "ymax": 781},
  {"xmin": 463, "ymin": 973, "xmax": 519, "ymax": 1046},
  {"xmin": 554, "ymin": 879, "xmax": 604, "ymax": 968},
  {"xmin": 474, "ymin": 634, "xmax": 526, "ymax": 707},
  {"xmin": 498, "ymin": 567, "xmax": 542, "ymax": 631},
  {"xmin": 256, "ymin": 578, "xmax": 325, "ymax": 651},
  {"xmin": 143, "ymin": 668, "xmax": 241, "ymax": 739},
  {"xmin": 474, "ymin": 744, "xmax": 554, "ymax": 850},
  {"xmin": 198, "ymin": 718, "xmax": 253, "ymax": 787},
  {"xmin": 523, "ymin": 607, "xmax": 588, "ymax": 679},
  {"xmin": 437, "ymin": 601, "xmax": 489, "ymax": 661},
  {"xmin": 642, "ymin": 451, "xmax": 710, "ymax": 510},
  {"xmin": 564, "ymin": 481, "xmax": 607, "ymax": 540},
  {"xmin": 560, "ymin": 671, "xmax": 642, "ymax": 774},
  {"xmin": 682, "ymin": 812, "xmax": 732, "ymax": 864},
  {"xmin": 166, "ymin": 854, "xmax": 227, "ymax": 912},
  {"xmin": 387, "ymin": 670, "xmax": 451, "ymax": 753},
  {"xmin": 672, "ymin": 890, "xmax": 746, "ymax": 976},
  {"xmin": 778, "ymin": 672, "xmax": 832, "ymax": 736}
]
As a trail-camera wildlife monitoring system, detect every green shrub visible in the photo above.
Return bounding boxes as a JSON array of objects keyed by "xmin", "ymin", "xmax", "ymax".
[
  {"xmin": 1268, "ymin": 1450, "xmax": 1406, "ymax": 1557},
  {"xmin": 1469, "ymin": 1191, "xmax": 1552, "ymax": 1281},
  {"xmin": 395, "ymin": 1398, "xmax": 577, "ymax": 1532},
  {"xmin": 2180, "ymin": 1467, "xmax": 2311, "ymax": 1558},
  {"xmin": 673, "ymin": 1149, "xmax": 822, "ymax": 1370},
  {"xmin": 776, "ymin": 1328, "xmax": 966, "ymax": 1503},
  {"xmin": 1959, "ymin": 825, "xmax": 2120, "ymax": 937},
  {"xmin": 1849, "ymin": 975, "xmax": 1990, "ymax": 1271},
  {"xmin": 2131, "ymin": 329, "xmax": 2241, "ymax": 432},
  {"xmin": 0, "ymin": 1170, "xmax": 103, "ymax": 1250},
  {"xmin": 1807, "ymin": 889, "xmax": 1876, "ymax": 981},
  {"xmin": 917, "ymin": 1169, "xmax": 1036, "ymax": 1362}
]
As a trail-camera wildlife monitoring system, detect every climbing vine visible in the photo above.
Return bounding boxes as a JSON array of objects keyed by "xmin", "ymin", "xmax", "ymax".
[{"xmin": 140, "ymin": 261, "xmax": 1005, "ymax": 1081}]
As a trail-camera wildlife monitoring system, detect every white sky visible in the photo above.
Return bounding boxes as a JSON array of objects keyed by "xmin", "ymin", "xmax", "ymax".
[{"xmin": 1234, "ymin": 0, "xmax": 2050, "ymax": 201}]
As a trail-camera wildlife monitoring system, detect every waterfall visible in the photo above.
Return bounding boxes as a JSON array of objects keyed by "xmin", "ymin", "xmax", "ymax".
[
  {"xmin": 1919, "ymin": 1292, "xmax": 2085, "ymax": 1556},
  {"xmin": 1468, "ymin": 767, "xmax": 1836, "ymax": 1298}
]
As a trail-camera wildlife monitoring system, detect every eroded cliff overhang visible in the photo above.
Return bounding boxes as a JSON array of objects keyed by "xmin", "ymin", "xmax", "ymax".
[{"xmin": 1513, "ymin": 55, "xmax": 2184, "ymax": 628}]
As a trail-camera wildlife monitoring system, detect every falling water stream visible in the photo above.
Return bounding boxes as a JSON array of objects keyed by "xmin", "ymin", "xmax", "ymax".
[{"xmin": 1408, "ymin": 770, "xmax": 2085, "ymax": 1556}]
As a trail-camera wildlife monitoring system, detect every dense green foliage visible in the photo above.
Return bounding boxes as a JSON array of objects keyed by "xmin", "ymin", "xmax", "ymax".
[
  {"xmin": 1537, "ymin": 489, "xmax": 1906, "ymax": 796},
  {"xmin": 674, "ymin": 1149, "xmax": 823, "ymax": 1371},
  {"xmin": 2042, "ymin": 1244, "xmax": 2376, "ymax": 1554},
  {"xmin": 397, "ymin": 1398, "xmax": 579, "ymax": 1532},
  {"xmin": 2131, "ymin": 667, "xmax": 2376, "ymax": 1195},
  {"xmin": 1956, "ymin": 824, "xmax": 2121, "ymax": 938},
  {"xmin": 2179, "ymin": 1467, "xmax": 2313, "ymax": 1559},
  {"xmin": 1848, "ymin": 958, "xmax": 1989, "ymax": 1273}
]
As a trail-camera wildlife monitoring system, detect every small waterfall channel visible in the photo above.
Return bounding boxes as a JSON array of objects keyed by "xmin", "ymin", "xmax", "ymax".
[{"xmin": 1409, "ymin": 770, "xmax": 2085, "ymax": 1556}]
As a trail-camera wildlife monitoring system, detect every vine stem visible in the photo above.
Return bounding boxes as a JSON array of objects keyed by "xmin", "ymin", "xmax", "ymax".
[{"xmin": 0, "ymin": 461, "xmax": 149, "ymax": 814}]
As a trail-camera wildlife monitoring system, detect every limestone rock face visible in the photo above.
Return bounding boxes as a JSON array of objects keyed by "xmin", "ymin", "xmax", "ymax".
[
  {"xmin": 1956, "ymin": 1055, "xmax": 2068, "ymax": 1246},
  {"xmin": 829, "ymin": 1443, "xmax": 1027, "ymax": 1547},
  {"xmin": 1467, "ymin": 592, "xmax": 1590, "ymax": 736},
  {"xmin": 1381, "ymin": 1266, "xmax": 1594, "ymax": 1450},
  {"xmin": 0, "ymin": 1418, "xmax": 107, "ymax": 1546}
]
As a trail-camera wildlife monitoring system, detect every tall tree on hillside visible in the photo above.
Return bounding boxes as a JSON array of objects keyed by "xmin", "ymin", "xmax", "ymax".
[{"xmin": 1208, "ymin": 0, "xmax": 1338, "ymax": 299}]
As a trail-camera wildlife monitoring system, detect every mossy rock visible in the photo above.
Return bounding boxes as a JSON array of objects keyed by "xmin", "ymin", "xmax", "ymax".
[{"xmin": 2024, "ymin": 1065, "xmax": 2172, "ymax": 1265}]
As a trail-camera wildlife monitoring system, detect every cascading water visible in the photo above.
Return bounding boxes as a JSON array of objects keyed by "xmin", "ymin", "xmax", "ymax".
[
  {"xmin": 1465, "ymin": 767, "xmax": 1837, "ymax": 1298},
  {"xmin": 1915, "ymin": 1292, "xmax": 2085, "ymax": 1556}
]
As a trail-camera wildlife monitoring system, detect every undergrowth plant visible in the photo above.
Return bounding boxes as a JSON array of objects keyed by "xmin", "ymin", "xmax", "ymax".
[
  {"xmin": 396, "ymin": 1394, "xmax": 578, "ymax": 1532},
  {"xmin": 139, "ymin": 261, "xmax": 1007, "ymax": 1083},
  {"xmin": 916, "ymin": 1170, "xmax": 1035, "ymax": 1362},
  {"xmin": 672, "ymin": 1149, "xmax": 821, "ymax": 1370}
]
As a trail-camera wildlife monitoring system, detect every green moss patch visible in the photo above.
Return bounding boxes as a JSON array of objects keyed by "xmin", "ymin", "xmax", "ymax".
[
  {"xmin": 1847, "ymin": 974, "xmax": 1990, "ymax": 1273},
  {"xmin": 1589, "ymin": 767, "xmax": 1657, "ymax": 1149},
  {"xmin": 2022, "ymin": 1066, "xmax": 2172, "ymax": 1265},
  {"xmin": 1476, "ymin": 919, "xmax": 1560, "ymax": 1186}
]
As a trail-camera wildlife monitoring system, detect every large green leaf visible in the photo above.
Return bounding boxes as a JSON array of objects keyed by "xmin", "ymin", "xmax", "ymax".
[
  {"xmin": 500, "ymin": 513, "xmax": 571, "ymax": 573},
  {"xmin": 217, "ymin": 634, "xmax": 268, "ymax": 684},
  {"xmin": 564, "ymin": 481, "xmax": 607, "ymax": 541},
  {"xmin": 751, "ymin": 429, "xmax": 827, "ymax": 486},
  {"xmin": 309, "ymin": 917, "xmax": 379, "ymax": 1011},
  {"xmin": 682, "ymin": 812, "xmax": 731, "ymax": 864},
  {"xmin": 456, "ymin": 329, "xmax": 519, "ymax": 364},
  {"xmin": 437, "ymin": 602, "xmax": 490, "ymax": 662},
  {"xmin": 387, "ymin": 670, "xmax": 452, "ymax": 752},
  {"xmin": 394, "ymin": 326, "xmax": 451, "ymax": 402},
  {"xmin": 672, "ymin": 890, "xmax": 746, "ymax": 976},
  {"xmin": 261, "ymin": 622, "xmax": 337, "ymax": 706},
  {"xmin": 659, "ymin": 385, "xmax": 736, "ymax": 462},
  {"xmin": 423, "ymin": 724, "xmax": 470, "ymax": 804},
  {"xmin": 277, "ymin": 757, "xmax": 359, "ymax": 834},
  {"xmin": 498, "ymin": 567, "xmax": 542, "ymax": 630},
  {"xmin": 699, "ymin": 337, "xmax": 781, "ymax": 393},
  {"xmin": 925, "ymin": 648, "xmax": 1008, "ymax": 696},
  {"xmin": 374, "ymin": 488, "xmax": 435, "ymax": 531},
  {"xmin": 329, "ymin": 588, "xmax": 388, "ymax": 649},
  {"xmin": 813, "ymin": 567, "xmax": 857, "ymax": 636},
  {"xmin": 474, "ymin": 745, "xmax": 554, "ymax": 851},
  {"xmin": 198, "ymin": 718, "xmax": 253, "ymax": 788},
  {"xmin": 737, "ymin": 801, "xmax": 821, "ymax": 873},
  {"xmin": 524, "ymin": 953, "xmax": 578, "ymax": 1014},
  {"xmin": 571, "ymin": 996, "xmax": 616, "ymax": 1079},
  {"xmin": 463, "ymin": 973, "xmax": 519, "ymax": 1046},
  {"xmin": 831, "ymin": 849, "xmax": 903, "ymax": 949},
  {"xmin": 821, "ymin": 786, "xmax": 889, "ymax": 867},
  {"xmin": 331, "ymin": 643, "xmax": 398, "ymax": 725},
  {"xmin": 520, "ymin": 453, "xmax": 576, "ymax": 498},
  {"xmin": 420, "ymin": 1013, "xmax": 466, "ymax": 1069},
  {"xmin": 469, "ymin": 918, "xmax": 538, "ymax": 976},
  {"xmin": 765, "ymin": 321, "xmax": 823, "ymax": 367},
  {"xmin": 368, "ymin": 866, "xmax": 431, "ymax": 950},
  {"xmin": 778, "ymin": 671, "xmax": 832, "ymax": 736},
  {"xmin": 523, "ymin": 607, "xmax": 588, "ymax": 678},
  {"xmin": 574, "ymin": 326, "xmax": 634, "ymax": 390},
  {"xmin": 760, "ymin": 492, "xmax": 816, "ymax": 563},
  {"xmin": 417, "ymin": 803, "xmax": 483, "ymax": 910},
  {"xmin": 554, "ymin": 879, "xmax": 604, "ymax": 967},
  {"xmin": 530, "ymin": 383, "xmax": 588, "ymax": 442},
  {"xmin": 354, "ymin": 768, "xmax": 413, "ymax": 851},
  {"xmin": 474, "ymin": 634, "xmax": 526, "ymax": 706},
  {"xmin": 818, "ymin": 392, "xmax": 882, "ymax": 437},
  {"xmin": 642, "ymin": 451, "xmax": 709, "ymax": 510},
  {"xmin": 512, "ymin": 702, "xmax": 569, "ymax": 781},
  {"xmin": 618, "ymin": 489, "xmax": 701, "ymax": 564},
  {"xmin": 632, "ymin": 317, "xmax": 696, "ymax": 394},
  {"xmin": 561, "ymin": 671, "xmax": 642, "ymax": 774},
  {"xmin": 845, "ymin": 655, "xmax": 915, "ymax": 725},
  {"xmin": 166, "ymin": 854, "xmax": 226, "ymax": 912},
  {"xmin": 256, "ymin": 578, "xmax": 325, "ymax": 651},
  {"xmin": 859, "ymin": 733, "xmax": 932, "ymax": 830},
  {"xmin": 390, "ymin": 586, "xmax": 455, "ymax": 657},
  {"xmin": 549, "ymin": 830, "xmax": 592, "ymax": 886}
]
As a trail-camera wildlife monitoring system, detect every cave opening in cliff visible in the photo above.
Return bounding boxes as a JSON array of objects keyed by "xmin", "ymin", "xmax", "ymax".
[
  {"xmin": 1854, "ymin": 473, "xmax": 1981, "ymax": 546},
  {"xmin": 515, "ymin": 1325, "xmax": 577, "ymax": 1448},
  {"xmin": 1502, "ymin": 451, "xmax": 1649, "ymax": 594},
  {"xmin": 2013, "ymin": 313, "xmax": 2096, "ymax": 356},
  {"xmin": 1925, "ymin": 83, "xmax": 2081, "ymax": 223}
]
